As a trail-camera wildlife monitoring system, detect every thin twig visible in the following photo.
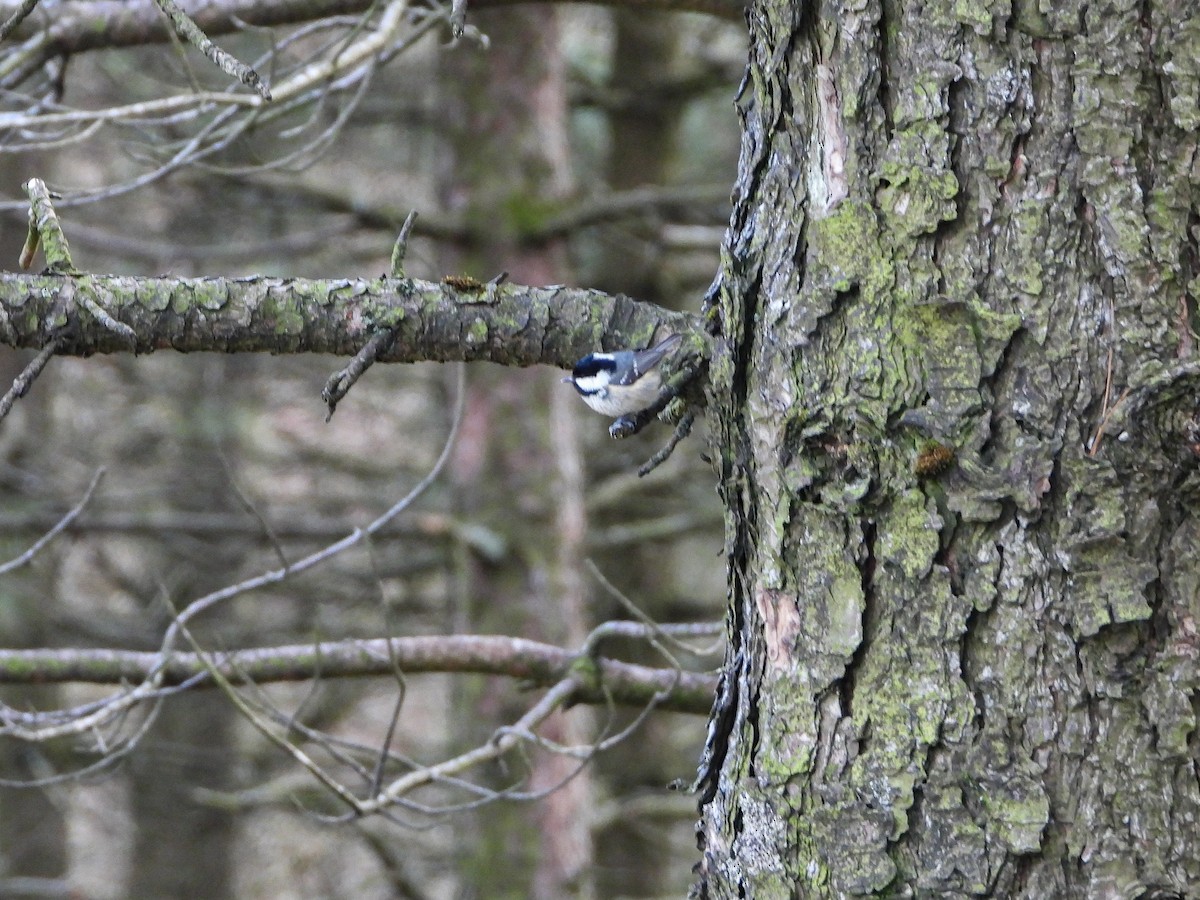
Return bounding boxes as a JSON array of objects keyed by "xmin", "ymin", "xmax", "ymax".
[
  {"xmin": 449, "ymin": 0, "xmax": 468, "ymax": 36},
  {"xmin": 219, "ymin": 449, "xmax": 289, "ymax": 570},
  {"xmin": 389, "ymin": 209, "xmax": 419, "ymax": 278},
  {"xmin": 0, "ymin": 338, "xmax": 58, "ymax": 425},
  {"xmin": 0, "ymin": 2, "xmax": 430, "ymax": 215},
  {"xmin": 639, "ymin": 409, "xmax": 695, "ymax": 476},
  {"xmin": 157, "ymin": 364, "xmax": 467, "ymax": 670},
  {"xmin": 585, "ymin": 559, "xmax": 722, "ymax": 658},
  {"xmin": 0, "ymin": 0, "xmax": 40, "ymax": 42},
  {"xmin": 151, "ymin": 0, "xmax": 272, "ymax": 99},
  {"xmin": 362, "ymin": 677, "xmax": 580, "ymax": 814},
  {"xmin": 174, "ymin": 613, "xmax": 368, "ymax": 815},
  {"xmin": 0, "ymin": 468, "xmax": 104, "ymax": 575},
  {"xmin": 322, "ymin": 328, "xmax": 399, "ymax": 420},
  {"xmin": 76, "ymin": 283, "xmax": 138, "ymax": 346},
  {"xmin": 1088, "ymin": 385, "xmax": 1132, "ymax": 457},
  {"xmin": 0, "ymin": 368, "xmax": 465, "ymax": 744},
  {"xmin": 0, "ymin": 690, "xmax": 166, "ymax": 787}
]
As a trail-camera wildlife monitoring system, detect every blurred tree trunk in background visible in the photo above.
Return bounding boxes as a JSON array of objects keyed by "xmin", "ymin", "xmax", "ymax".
[
  {"xmin": 437, "ymin": 11, "xmax": 598, "ymax": 898},
  {"xmin": 126, "ymin": 359, "xmax": 244, "ymax": 900},
  {"xmin": 0, "ymin": 369, "xmax": 67, "ymax": 892},
  {"xmin": 697, "ymin": 0, "xmax": 1200, "ymax": 895},
  {"xmin": 593, "ymin": 11, "xmax": 682, "ymax": 306}
]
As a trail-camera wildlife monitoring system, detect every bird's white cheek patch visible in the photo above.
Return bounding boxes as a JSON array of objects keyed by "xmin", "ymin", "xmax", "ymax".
[{"xmin": 574, "ymin": 374, "xmax": 609, "ymax": 395}]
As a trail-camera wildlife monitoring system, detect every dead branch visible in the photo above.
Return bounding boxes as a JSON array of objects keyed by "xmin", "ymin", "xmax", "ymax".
[{"xmin": 0, "ymin": 631, "xmax": 720, "ymax": 713}]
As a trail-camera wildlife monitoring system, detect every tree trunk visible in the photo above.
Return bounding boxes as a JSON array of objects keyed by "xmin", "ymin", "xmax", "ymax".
[{"xmin": 698, "ymin": 0, "xmax": 1200, "ymax": 896}]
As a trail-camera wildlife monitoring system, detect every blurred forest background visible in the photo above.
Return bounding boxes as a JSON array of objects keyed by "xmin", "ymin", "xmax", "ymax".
[{"xmin": 0, "ymin": 5, "xmax": 744, "ymax": 899}]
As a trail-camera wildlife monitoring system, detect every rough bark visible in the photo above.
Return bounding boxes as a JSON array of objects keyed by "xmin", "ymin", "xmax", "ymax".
[{"xmin": 698, "ymin": 0, "xmax": 1200, "ymax": 896}]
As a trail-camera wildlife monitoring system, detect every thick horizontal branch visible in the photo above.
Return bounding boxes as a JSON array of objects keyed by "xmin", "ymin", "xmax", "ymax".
[
  {"xmin": 3, "ymin": 0, "xmax": 744, "ymax": 56},
  {"xmin": 0, "ymin": 271, "xmax": 699, "ymax": 367},
  {"xmin": 0, "ymin": 635, "xmax": 719, "ymax": 713}
]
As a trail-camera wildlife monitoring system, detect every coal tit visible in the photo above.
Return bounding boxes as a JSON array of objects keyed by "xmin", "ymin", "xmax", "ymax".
[{"xmin": 562, "ymin": 333, "xmax": 682, "ymax": 418}]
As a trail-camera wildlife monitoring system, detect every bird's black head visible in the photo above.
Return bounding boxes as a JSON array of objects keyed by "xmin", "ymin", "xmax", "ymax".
[{"xmin": 571, "ymin": 353, "xmax": 617, "ymax": 381}]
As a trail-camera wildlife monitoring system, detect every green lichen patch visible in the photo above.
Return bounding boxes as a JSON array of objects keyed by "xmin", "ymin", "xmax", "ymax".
[
  {"xmin": 877, "ymin": 491, "xmax": 941, "ymax": 581},
  {"xmin": 981, "ymin": 772, "xmax": 1049, "ymax": 854},
  {"xmin": 877, "ymin": 162, "xmax": 960, "ymax": 238}
]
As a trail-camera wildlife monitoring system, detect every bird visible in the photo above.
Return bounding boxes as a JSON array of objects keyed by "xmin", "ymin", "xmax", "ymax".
[{"xmin": 562, "ymin": 333, "xmax": 682, "ymax": 418}]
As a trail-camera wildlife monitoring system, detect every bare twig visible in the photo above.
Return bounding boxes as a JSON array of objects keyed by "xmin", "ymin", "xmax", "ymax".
[
  {"xmin": 262, "ymin": 0, "xmax": 404, "ymax": 103},
  {"xmin": 360, "ymin": 676, "xmax": 580, "ymax": 815},
  {"xmin": 0, "ymin": 691, "xmax": 167, "ymax": 786},
  {"xmin": 0, "ymin": 468, "xmax": 105, "ymax": 575},
  {"xmin": 175, "ymin": 613, "xmax": 369, "ymax": 815},
  {"xmin": 638, "ymin": 408, "xmax": 695, "ymax": 476},
  {"xmin": 322, "ymin": 328, "xmax": 398, "ymax": 420},
  {"xmin": 0, "ymin": 0, "xmax": 744, "ymax": 56},
  {"xmin": 219, "ymin": 449, "xmax": 289, "ymax": 570},
  {"xmin": 162, "ymin": 363, "xmax": 466, "ymax": 649},
  {"xmin": 0, "ymin": 337, "xmax": 58, "ymax": 424},
  {"xmin": 585, "ymin": 559, "xmax": 722, "ymax": 659},
  {"xmin": 74, "ymin": 283, "xmax": 138, "ymax": 346},
  {"xmin": 0, "ymin": 0, "xmax": 39, "ymax": 42},
  {"xmin": 449, "ymin": 0, "xmax": 468, "ymax": 37},
  {"xmin": 0, "ymin": 2, "xmax": 424, "ymax": 214},
  {"xmin": 0, "ymin": 367, "xmax": 465, "ymax": 745},
  {"xmin": 151, "ymin": 0, "xmax": 271, "ymax": 99},
  {"xmin": 389, "ymin": 209, "xmax": 419, "ymax": 278},
  {"xmin": 0, "ymin": 633, "xmax": 719, "ymax": 712}
]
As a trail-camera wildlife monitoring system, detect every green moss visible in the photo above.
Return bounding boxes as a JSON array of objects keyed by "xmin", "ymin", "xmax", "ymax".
[
  {"xmin": 889, "ymin": 771, "xmax": 917, "ymax": 838},
  {"xmin": 193, "ymin": 281, "xmax": 228, "ymax": 310},
  {"xmin": 1011, "ymin": 0, "xmax": 1053, "ymax": 37}
]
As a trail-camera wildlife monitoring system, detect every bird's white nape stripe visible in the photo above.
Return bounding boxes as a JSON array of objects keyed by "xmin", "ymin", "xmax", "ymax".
[{"xmin": 573, "ymin": 372, "xmax": 610, "ymax": 394}]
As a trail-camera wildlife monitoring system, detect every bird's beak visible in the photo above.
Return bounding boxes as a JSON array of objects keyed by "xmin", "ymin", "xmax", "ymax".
[{"xmin": 561, "ymin": 376, "xmax": 573, "ymax": 384}]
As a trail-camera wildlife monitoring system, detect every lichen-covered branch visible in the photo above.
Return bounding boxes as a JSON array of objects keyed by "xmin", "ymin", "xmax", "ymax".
[{"xmin": 0, "ymin": 270, "xmax": 702, "ymax": 369}]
